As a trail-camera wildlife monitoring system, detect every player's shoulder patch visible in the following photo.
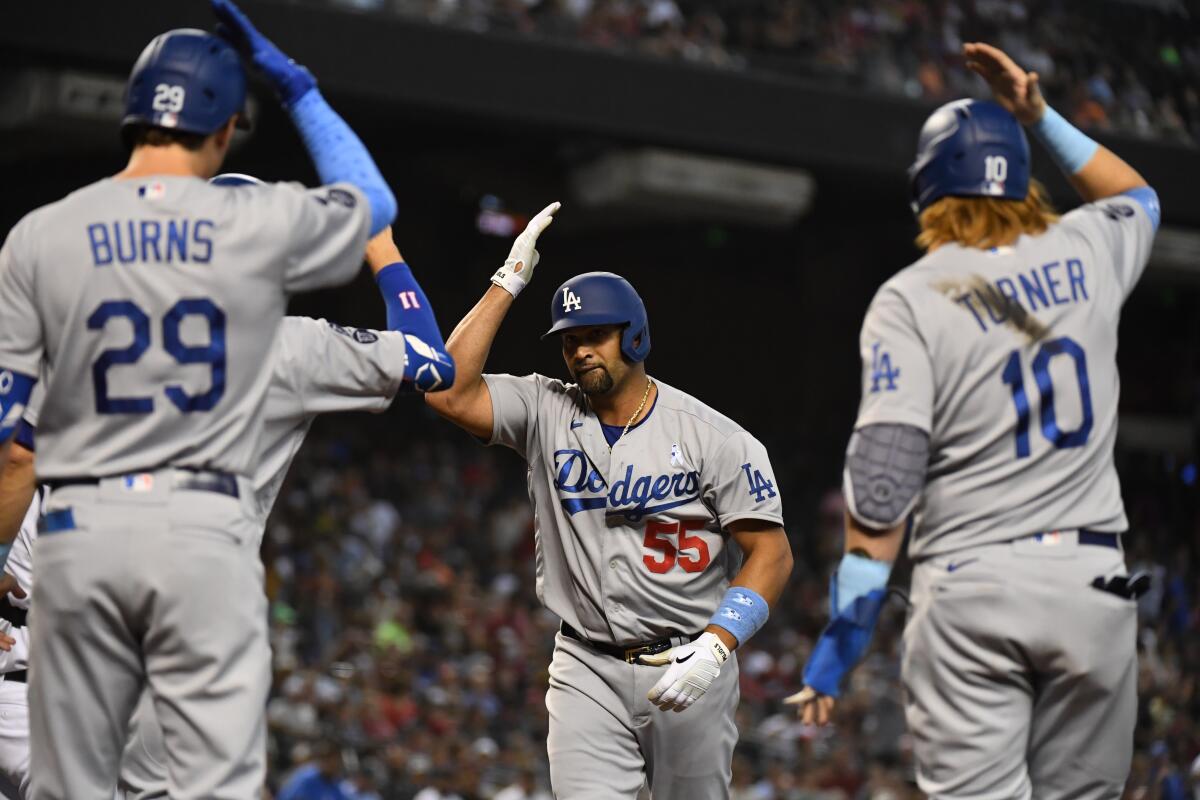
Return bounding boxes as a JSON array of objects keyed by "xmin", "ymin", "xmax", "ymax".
[
  {"xmin": 311, "ymin": 186, "xmax": 358, "ymax": 209},
  {"xmin": 323, "ymin": 320, "xmax": 378, "ymax": 344}
]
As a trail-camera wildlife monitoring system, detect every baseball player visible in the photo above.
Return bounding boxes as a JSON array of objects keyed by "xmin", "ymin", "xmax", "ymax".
[
  {"xmin": 0, "ymin": 0, "xmax": 400, "ymax": 794},
  {"xmin": 0, "ymin": 172, "xmax": 455, "ymax": 799},
  {"xmin": 425, "ymin": 205, "xmax": 795, "ymax": 799},
  {"xmin": 787, "ymin": 42, "xmax": 1160, "ymax": 800}
]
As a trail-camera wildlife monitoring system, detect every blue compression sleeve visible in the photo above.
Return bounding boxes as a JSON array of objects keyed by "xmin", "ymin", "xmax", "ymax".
[
  {"xmin": 288, "ymin": 89, "xmax": 397, "ymax": 236},
  {"xmin": 801, "ymin": 553, "xmax": 892, "ymax": 697},
  {"xmin": 1122, "ymin": 187, "xmax": 1162, "ymax": 231},
  {"xmin": 1031, "ymin": 106, "xmax": 1099, "ymax": 175},
  {"xmin": 375, "ymin": 262, "xmax": 456, "ymax": 392},
  {"xmin": 0, "ymin": 371, "xmax": 36, "ymax": 442}
]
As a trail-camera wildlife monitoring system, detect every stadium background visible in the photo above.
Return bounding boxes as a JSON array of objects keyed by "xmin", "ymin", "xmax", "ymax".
[{"xmin": 2, "ymin": 0, "xmax": 1198, "ymax": 797}]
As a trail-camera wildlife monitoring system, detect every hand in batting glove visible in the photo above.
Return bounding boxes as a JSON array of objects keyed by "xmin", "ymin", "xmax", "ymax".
[
  {"xmin": 212, "ymin": 0, "xmax": 317, "ymax": 106},
  {"xmin": 639, "ymin": 631, "xmax": 729, "ymax": 713},
  {"xmin": 491, "ymin": 202, "xmax": 560, "ymax": 299}
]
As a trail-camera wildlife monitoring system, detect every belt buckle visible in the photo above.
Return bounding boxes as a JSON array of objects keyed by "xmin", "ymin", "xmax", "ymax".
[{"xmin": 623, "ymin": 646, "xmax": 643, "ymax": 664}]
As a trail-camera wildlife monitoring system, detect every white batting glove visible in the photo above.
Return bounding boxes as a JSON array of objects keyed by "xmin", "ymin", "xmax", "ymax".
[
  {"xmin": 490, "ymin": 201, "xmax": 560, "ymax": 299},
  {"xmin": 639, "ymin": 631, "xmax": 730, "ymax": 712}
]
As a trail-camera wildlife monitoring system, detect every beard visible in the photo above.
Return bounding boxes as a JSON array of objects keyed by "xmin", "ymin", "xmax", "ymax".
[{"xmin": 576, "ymin": 366, "xmax": 615, "ymax": 395}]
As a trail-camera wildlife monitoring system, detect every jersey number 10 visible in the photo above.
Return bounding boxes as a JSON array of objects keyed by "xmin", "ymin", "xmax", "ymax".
[{"xmin": 1000, "ymin": 335, "xmax": 1094, "ymax": 458}]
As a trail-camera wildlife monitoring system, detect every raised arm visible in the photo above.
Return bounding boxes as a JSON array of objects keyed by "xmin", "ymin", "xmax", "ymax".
[
  {"xmin": 424, "ymin": 203, "xmax": 559, "ymax": 439},
  {"xmin": 365, "ymin": 228, "xmax": 455, "ymax": 392},
  {"xmin": 212, "ymin": 0, "xmax": 396, "ymax": 235},
  {"xmin": 963, "ymin": 42, "xmax": 1154, "ymax": 207}
]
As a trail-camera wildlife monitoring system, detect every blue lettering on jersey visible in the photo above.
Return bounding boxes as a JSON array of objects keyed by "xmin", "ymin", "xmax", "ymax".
[
  {"xmin": 952, "ymin": 260, "xmax": 1090, "ymax": 334},
  {"xmin": 741, "ymin": 463, "xmax": 777, "ymax": 501},
  {"xmin": 87, "ymin": 220, "xmax": 216, "ymax": 267},
  {"xmin": 553, "ymin": 449, "xmax": 701, "ymax": 521},
  {"xmin": 869, "ymin": 342, "xmax": 901, "ymax": 392}
]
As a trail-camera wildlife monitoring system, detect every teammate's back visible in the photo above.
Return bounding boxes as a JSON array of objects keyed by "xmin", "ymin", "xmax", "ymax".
[
  {"xmin": 8, "ymin": 175, "xmax": 368, "ymax": 479},
  {"xmin": 869, "ymin": 189, "xmax": 1156, "ymax": 556}
]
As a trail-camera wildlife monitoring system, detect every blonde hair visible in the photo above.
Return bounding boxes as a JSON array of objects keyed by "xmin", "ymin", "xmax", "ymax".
[{"xmin": 916, "ymin": 179, "xmax": 1059, "ymax": 251}]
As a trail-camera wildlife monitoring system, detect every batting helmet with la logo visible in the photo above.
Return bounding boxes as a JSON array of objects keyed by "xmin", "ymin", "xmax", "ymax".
[{"xmin": 543, "ymin": 272, "xmax": 651, "ymax": 363}]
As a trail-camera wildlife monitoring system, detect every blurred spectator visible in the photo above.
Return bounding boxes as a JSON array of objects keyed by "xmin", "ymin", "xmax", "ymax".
[
  {"xmin": 315, "ymin": 0, "xmax": 1200, "ymax": 146},
  {"xmin": 277, "ymin": 743, "xmax": 353, "ymax": 800}
]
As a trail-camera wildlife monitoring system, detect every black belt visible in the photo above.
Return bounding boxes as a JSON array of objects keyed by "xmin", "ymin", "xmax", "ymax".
[
  {"xmin": 47, "ymin": 468, "xmax": 239, "ymax": 499},
  {"xmin": 560, "ymin": 622, "xmax": 700, "ymax": 664},
  {"xmin": 0, "ymin": 600, "xmax": 25, "ymax": 684},
  {"xmin": 1026, "ymin": 529, "xmax": 1120, "ymax": 549}
]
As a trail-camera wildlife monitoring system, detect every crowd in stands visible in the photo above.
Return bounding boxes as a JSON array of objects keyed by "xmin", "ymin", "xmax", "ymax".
[
  {"xmin": 261, "ymin": 406, "xmax": 1199, "ymax": 799},
  {"xmin": 319, "ymin": 0, "xmax": 1200, "ymax": 146}
]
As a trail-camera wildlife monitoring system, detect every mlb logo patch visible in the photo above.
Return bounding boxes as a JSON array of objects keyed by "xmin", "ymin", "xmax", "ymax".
[
  {"xmin": 122, "ymin": 473, "xmax": 155, "ymax": 492},
  {"xmin": 138, "ymin": 182, "xmax": 167, "ymax": 200},
  {"xmin": 1033, "ymin": 531, "xmax": 1062, "ymax": 546},
  {"xmin": 158, "ymin": 112, "xmax": 179, "ymax": 129}
]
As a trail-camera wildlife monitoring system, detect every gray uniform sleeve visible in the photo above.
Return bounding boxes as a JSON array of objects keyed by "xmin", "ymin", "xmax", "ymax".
[
  {"xmin": 0, "ymin": 216, "xmax": 44, "ymax": 377},
  {"xmin": 274, "ymin": 318, "xmax": 406, "ymax": 417},
  {"xmin": 853, "ymin": 284, "xmax": 935, "ymax": 433},
  {"xmin": 22, "ymin": 381, "xmax": 44, "ymax": 429},
  {"xmin": 704, "ymin": 430, "xmax": 784, "ymax": 530},
  {"xmin": 265, "ymin": 182, "xmax": 372, "ymax": 294},
  {"xmin": 482, "ymin": 374, "xmax": 545, "ymax": 460},
  {"xmin": 1059, "ymin": 193, "xmax": 1157, "ymax": 299}
]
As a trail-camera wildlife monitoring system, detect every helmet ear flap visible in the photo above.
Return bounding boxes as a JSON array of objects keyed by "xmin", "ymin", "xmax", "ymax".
[{"xmin": 621, "ymin": 323, "xmax": 651, "ymax": 363}]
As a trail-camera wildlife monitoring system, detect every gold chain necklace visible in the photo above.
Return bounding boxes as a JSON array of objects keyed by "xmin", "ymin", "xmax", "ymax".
[{"xmin": 611, "ymin": 377, "xmax": 653, "ymax": 450}]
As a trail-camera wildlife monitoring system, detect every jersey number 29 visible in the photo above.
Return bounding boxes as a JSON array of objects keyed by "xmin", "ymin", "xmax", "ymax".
[
  {"xmin": 87, "ymin": 298, "xmax": 225, "ymax": 414},
  {"xmin": 1001, "ymin": 335, "xmax": 1093, "ymax": 458}
]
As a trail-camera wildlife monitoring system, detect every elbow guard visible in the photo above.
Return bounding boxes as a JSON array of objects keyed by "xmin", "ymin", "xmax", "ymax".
[
  {"xmin": 843, "ymin": 423, "xmax": 929, "ymax": 530},
  {"xmin": 403, "ymin": 334, "xmax": 456, "ymax": 393}
]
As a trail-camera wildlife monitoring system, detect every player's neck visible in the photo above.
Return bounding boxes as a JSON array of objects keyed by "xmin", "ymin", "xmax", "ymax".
[
  {"xmin": 591, "ymin": 369, "xmax": 655, "ymax": 427},
  {"xmin": 114, "ymin": 146, "xmax": 216, "ymax": 182}
]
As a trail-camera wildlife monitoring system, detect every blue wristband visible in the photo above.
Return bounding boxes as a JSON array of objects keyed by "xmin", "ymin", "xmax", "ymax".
[
  {"xmin": 0, "ymin": 371, "xmax": 37, "ymax": 442},
  {"xmin": 1031, "ymin": 106, "xmax": 1099, "ymax": 175},
  {"xmin": 288, "ymin": 89, "xmax": 397, "ymax": 236},
  {"xmin": 708, "ymin": 586, "xmax": 769, "ymax": 647}
]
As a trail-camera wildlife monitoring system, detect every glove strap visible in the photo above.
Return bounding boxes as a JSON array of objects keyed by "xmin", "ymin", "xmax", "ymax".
[{"xmin": 490, "ymin": 256, "xmax": 532, "ymax": 299}]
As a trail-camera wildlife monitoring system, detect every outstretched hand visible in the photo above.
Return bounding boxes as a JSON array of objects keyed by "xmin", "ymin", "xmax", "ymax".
[
  {"xmin": 963, "ymin": 42, "xmax": 1046, "ymax": 125},
  {"xmin": 784, "ymin": 685, "xmax": 837, "ymax": 726},
  {"xmin": 490, "ymin": 202, "xmax": 561, "ymax": 299},
  {"xmin": 212, "ymin": 0, "xmax": 316, "ymax": 106}
]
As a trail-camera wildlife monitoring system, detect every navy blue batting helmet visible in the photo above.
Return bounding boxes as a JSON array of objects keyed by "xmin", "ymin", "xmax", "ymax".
[
  {"xmin": 908, "ymin": 99, "xmax": 1030, "ymax": 215},
  {"xmin": 123, "ymin": 29, "xmax": 249, "ymax": 138},
  {"xmin": 543, "ymin": 272, "xmax": 651, "ymax": 363}
]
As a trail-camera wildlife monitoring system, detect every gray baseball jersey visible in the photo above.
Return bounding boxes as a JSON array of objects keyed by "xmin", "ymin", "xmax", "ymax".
[
  {"xmin": 484, "ymin": 374, "xmax": 783, "ymax": 644},
  {"xmin": 247, "ymin": 316, "xmax": 406, "ymax": 530},
  {"xmin": 0, "ymin": 176, "xmax": 370, "ymax": 479},
  {"xmin": 854, "ymin": 194, "xmax": 1155, "ymax": 558}
]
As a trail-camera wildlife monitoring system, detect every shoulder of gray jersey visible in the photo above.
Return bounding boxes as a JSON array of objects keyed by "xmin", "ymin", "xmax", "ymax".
[{"xmin": 653, "ymin": 379, "xmax": 756, "ymax": 446}]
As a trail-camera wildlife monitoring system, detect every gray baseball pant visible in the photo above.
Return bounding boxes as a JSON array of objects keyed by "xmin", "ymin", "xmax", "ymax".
[
  {"xmin": 546, "ymin": 630, "xmax": 739, "ymax": 800},
  {"xmin": 902, "ymin": 533, "xmax": 1138, "ymax": 800},
  {"xmin": 28, "ymin": 475, "xmax": 270, "ymax": 800}
]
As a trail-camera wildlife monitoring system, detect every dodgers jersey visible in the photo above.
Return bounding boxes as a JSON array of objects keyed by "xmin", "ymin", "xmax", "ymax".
[
  {"xmin": 854, "ymin": 193, "xmax": 1157, "ymax": 558},
  {"xmin": 484, "ymin": 374, "xmax": 783, "ymax": 645},
  {"xmin": 22, "ymin": 316, "xmax": 405, "ymax": 534},
  {"xmin": 0, "ymin": 176, "xmax": 370, "ymax": 479}
]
